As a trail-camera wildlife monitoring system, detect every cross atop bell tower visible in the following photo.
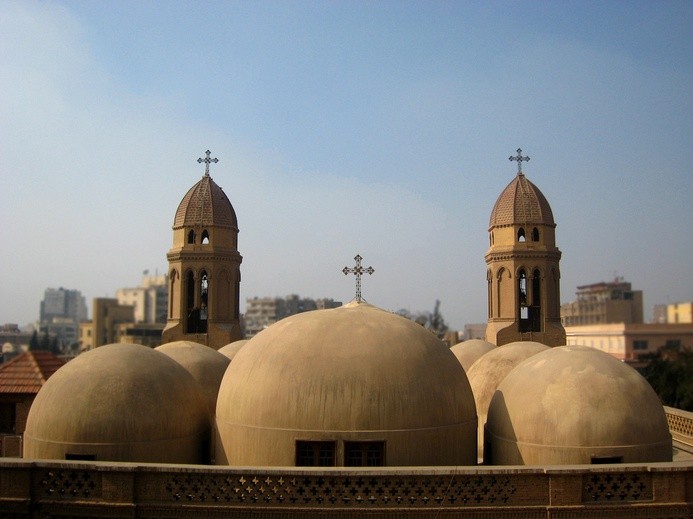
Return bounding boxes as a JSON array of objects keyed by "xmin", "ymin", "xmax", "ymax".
[
  {"xmin": 197, "ymin": 150, "xmax": 219, "ymax": 177},
  {"xmin": 509, "ymin": 148, "xmax": 530, "ymax": 175}
]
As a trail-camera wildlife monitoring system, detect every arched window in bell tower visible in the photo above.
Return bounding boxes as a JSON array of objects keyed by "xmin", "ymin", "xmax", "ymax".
[
  {"xmin": 185, "ymin": 271, "xmax": 196, "ymax": 333},
  {"xmin": 532, "ymin": 227, "xmax": 540, "ymax": 242},
  {"xmin": 528, "ymin": 269, "xmax": 542, "ymax": 332},
  {"xmin": 518, "ymin": 269, "xmax": 528, "ymax": 323},
  {"xmin": 187, "ymin": 230, "xmax": 196, "ymax": 244},
  {"xmin": 169, "ymin": 269, "xmax": 178, "ymax": 319},
  {"xmin": 201, "ymin": 230, "xmax": 210, "ymax": 244},
  {"xmin": 200, "ymin": 271, "xmax": 209, "ymax": 320},
  {"xmin": 517, "ymin": 228, "xmax": 526, "ymax": 242}
]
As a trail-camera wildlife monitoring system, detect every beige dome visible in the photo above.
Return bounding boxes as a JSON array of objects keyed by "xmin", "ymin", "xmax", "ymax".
[
  {"xmin": 156, "ymin": 340, "xmax": 230, "ymax": 416},
  {"xmin": 217, "ymin": 339, "xmax": 248, "ymax": 360},
  {"xmin": 216, "ymin": 302, "xmax": 477, "ymax": 466},
  {"xmin": 489, "ymin": 172, "xmax": 554, "ymax": 228},
  {"xmin": 485, "ymin": 345, "xmax": 672, "ymax": 465},
  {"xmin": 465, "ymin": 341, "xmax": 549, "ymax": 458},
  {"xmin": 450, "ymin": 339, "xmax": 496, "ymax": 371},
  {"xmin": 174, "ymin": 172, "xmax": 238, "ymax": 230},
  {"xmin": 24, "ymin": 343, "xmax": 210, "ymax": 463}
]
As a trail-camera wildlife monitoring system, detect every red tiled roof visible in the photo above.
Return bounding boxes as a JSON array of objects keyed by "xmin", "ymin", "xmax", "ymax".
[{"xmin": 0, "ymin": 351, "xmax": 65, "ymax": 394}]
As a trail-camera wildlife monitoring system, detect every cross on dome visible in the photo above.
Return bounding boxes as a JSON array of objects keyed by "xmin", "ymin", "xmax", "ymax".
[
  {"xmin": 509, "ymin": 148, "xmax": 530, "ymax": 175},
  {"xmin": 342, "ymin": 254, "xmax": 375, "ymax": 303},
  {"xmin": 198, "ymin": 150, "xmax": 219, "ymax": 176}
]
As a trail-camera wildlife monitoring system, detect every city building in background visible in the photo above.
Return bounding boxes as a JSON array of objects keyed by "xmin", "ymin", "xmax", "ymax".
[
  {"xmin": 560, "ymin": 278, "xmax": 643, "ymax": 326},
  {"xmin": 37, "ymin": 288, "xmax": 88, "ymax": 349},
  {"xmin": 116, "ymin": 273, "xmax": 168, "ymax": 324},
  {"xmin": 565, "ymin": 322, "xmax": 693, "ymax": 365},
  {"xmin": 79, "ymin": 298, "xmax": 135, "ymax": 350},
  {"xmin": 244, "ymin": 295, "xmax": 342, "ymax": 338},
  {"xmin": 653, "ymin": 302, "xmax": 693, "ymax": 324}
]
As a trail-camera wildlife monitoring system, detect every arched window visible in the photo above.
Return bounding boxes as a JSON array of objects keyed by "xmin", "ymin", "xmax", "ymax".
[
  {"xmin": 187, "ymin": 230, "xmax": 196, "ymax": 244},
  {"xmin": 169, "ymin": 270, "xmax": 178, "ymax": 319},
  {"xmin": 185, "ymin": 271, "xmax": 197, "ymax": 333},
  {"xmin": 517, "ymin": 227, "xmax": 526, "ymax": 242},
  {"xmin": 532, "ymin": 227, "xmax": 540, "ymax": 242},
  {"xmin": 201, "ymin": 230, "xmax": 210, "ymax": 244},
  {"xmin": 518, "ymin": 269, "xmax": 528, "ymax": 320}
]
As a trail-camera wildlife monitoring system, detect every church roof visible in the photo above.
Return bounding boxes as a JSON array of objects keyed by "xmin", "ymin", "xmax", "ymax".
[
  {"xmin": 0, "ymin": 350, "xmax": 65, "ymax": 394},
  {"xmin": 173, "ymin": 174, "xmax": 238, "ymax": 230},
  {"xmin": 489, "ymin": 173, "xmax": 555, "ymax": 228}
]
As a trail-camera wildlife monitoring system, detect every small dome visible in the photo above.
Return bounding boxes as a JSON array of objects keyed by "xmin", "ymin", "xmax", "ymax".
[
  {"xmin": 24, "ymin": 343, "xmax": 210, "ymax": 463},
  {"xmin": 466, "ymin": 341, "xmax": 549, "ymax": 458},
  {"xmin": 217, "ymin": 339, "xmax": 248, "ymax": 360},
  {"xmin": 174, "ymin": 173, "xmax": 238, "ymax": 229},
  {"xmin": 486, "ymin": 345, "xmax": 672, "ymax": 465},
  {"xmin": 489, "ymin": 173, "xmax": 554, "ymax": 228},
  {"xmin": 216, "ymin": 302, "xmax": 477, "ymax": 466},
  {"xmin": 450, "ymin": 339, "xmax": 496, "ymax": 371},
  {"xmin": 156, "ymin": 341, "xmax": 230, "ymax": 416}
]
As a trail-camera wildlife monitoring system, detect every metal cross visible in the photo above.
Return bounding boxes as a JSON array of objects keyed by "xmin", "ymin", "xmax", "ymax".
[
  {"xmin": 509, "ymin": 148, "xmax": 530, "ymax": 175},
  {"xmin": 198, "ymin": 150, "xmax": 219, "ymax": 176},
  {"xmin": 342, "ymin": 254, "xmax": 374, "ymax": 303}
]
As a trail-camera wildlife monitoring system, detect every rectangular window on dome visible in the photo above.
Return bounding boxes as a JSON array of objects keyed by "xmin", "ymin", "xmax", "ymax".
[
  {"xmin": 590, "ymin": 455, "xmax": 623, "ymax": 464},
  {"xmin": 344, "ymin": 441, "xmax": 385, "ymax": 467},
  {"xmin": 295, "ymin": 441, "xmax": 335, "ymax": 467},
  {"xmin": 65, "ymin": 453, "xmax": 97, "ymax": 461}
]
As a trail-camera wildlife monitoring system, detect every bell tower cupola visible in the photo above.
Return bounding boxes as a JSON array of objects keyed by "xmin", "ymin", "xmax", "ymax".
[
  {"xmin": 162, "ymin": 150, "xmax": 243, "ymax": 349},
  {"xmin": 485, "ymin": 149, "xmax": 565, "ymax": 347}
]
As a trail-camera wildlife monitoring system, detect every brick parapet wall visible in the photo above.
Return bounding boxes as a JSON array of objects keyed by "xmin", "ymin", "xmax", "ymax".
[{"xmin": 0, "ymin": 460, "xmax": 690, "ymax": 518}]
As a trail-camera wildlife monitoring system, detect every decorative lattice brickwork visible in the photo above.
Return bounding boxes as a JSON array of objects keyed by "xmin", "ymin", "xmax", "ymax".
[
  {"xmin": 164, "ymin": 473, "xmax": 518, "ymax": 508},
  {"xmin": 665, "ymin": 408, "xmax": 693, "ymax": 441},
  {"xmin": 582, "ymin": 472, "xmax": 652, "ymax": 503},
  {"xmin": 37, "ymin": 469, "xmax": 100, "ymax": 499}
]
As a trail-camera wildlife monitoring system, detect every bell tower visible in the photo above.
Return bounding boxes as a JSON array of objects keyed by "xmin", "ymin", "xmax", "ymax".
[
  {"xmin": 485, "ymin": 149, "xmax": 565, "ymax": 347},
  {"xmin": 162, "ymin": 150, "xmax": 243, "ymax": 349}
]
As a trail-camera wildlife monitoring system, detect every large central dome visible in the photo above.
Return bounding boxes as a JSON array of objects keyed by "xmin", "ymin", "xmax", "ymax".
[
  {"xmin": 489, "ymin": 173, "xmax": 555, "ymax": 228},
  {"xmin": 215, "ymin": 302, "xmax": 478, "ymax": 467},
  {"xmin": 173, "ymin": 173, "xmax": 238, "ymax": 230}
]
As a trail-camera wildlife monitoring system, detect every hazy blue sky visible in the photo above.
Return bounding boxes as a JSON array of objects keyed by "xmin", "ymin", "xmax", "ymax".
[{"xmin": 1, "ymin": 1, "xmax": 691, "ymax": 329}]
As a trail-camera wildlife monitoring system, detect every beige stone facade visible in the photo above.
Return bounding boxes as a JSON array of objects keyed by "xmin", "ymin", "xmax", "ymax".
[
  {"xmin": 485, "ymin": 157, "xmax": 565, "ymax": 346},
  {"xmin": 163, "ymin": 158, "xmax": 243, "ymax": 349},
  {"xmin": 79, "ymin": 298, "xmax": 135, "ymax": 350},
  {"xmin": 565, "ymin": 322, "xmax": 693, "ymax": 362},
  {"xmin": 115, "ymin": 274, "xmax": 168, "ymax": 324}
]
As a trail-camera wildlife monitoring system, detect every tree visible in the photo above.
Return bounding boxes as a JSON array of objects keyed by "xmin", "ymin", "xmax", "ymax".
[
  {"xmin": 428, "ymin": 300, "xmax": 449, "ymax": 339},
  {"xmin": 639, "ymin": 344, "xmax": 693, "ymax": 411}
]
